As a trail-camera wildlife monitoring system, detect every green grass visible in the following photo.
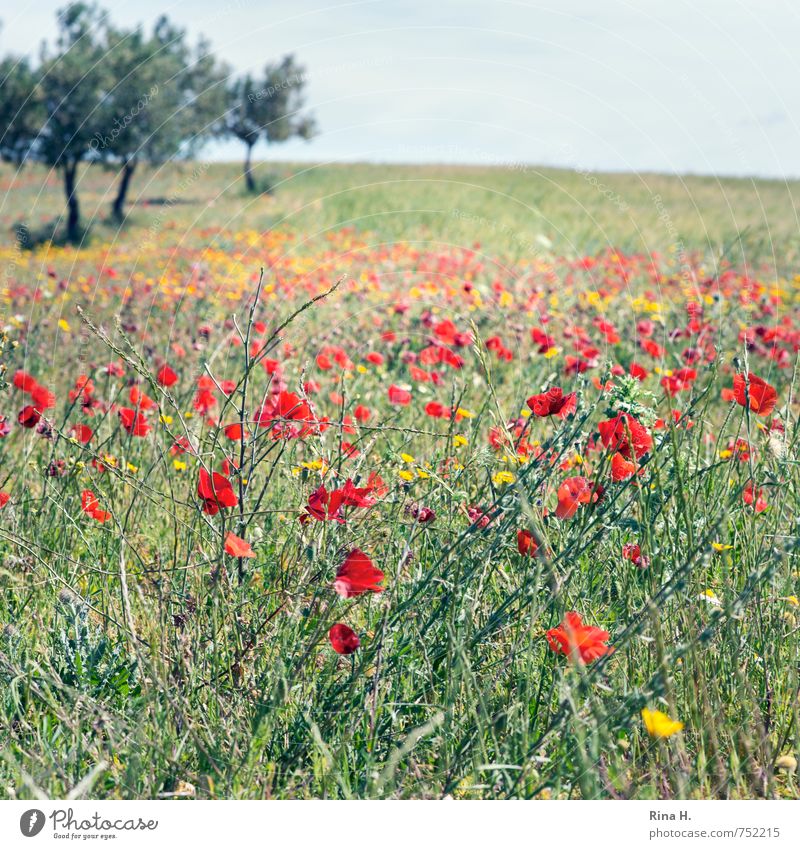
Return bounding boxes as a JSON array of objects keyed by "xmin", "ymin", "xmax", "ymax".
[{"xmin": 0, "ymin": 161, "xmax": 798, "ymax": 799}]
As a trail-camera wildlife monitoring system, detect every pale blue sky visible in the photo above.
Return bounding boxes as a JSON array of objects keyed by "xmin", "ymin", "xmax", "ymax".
[{"xmin": 2, "ymin": 0, "xmax": 799, "ymax": 176}]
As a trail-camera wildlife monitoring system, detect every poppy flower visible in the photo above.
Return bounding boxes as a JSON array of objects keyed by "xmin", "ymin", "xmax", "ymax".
[
  {"xmin": 610, "ymin": 452, "xmax": 637, "ymax": 481},
  {"xmin": 555, "ymin": 476, "xmax": 597, "ymax": 519},
  {"xmin": 30, "ymin": 384, "xmax": 56, "ymax": 410},
  {"xmin": 334, "ymin": 549, "xmax": 384, "ymax": 598},
  {"xmin": 302, "ymin": 479, "xmax": 377, "ymax": 524},
  {"xmin": 526, "ymin": 387, "xmax": 577, "ymax": 419},
  {"xmin": 328, "ymin": 623, "xmax": 360, "ymax": 655},
  {"xmin": 256, "ymin": 390, "xmax": 315, "ymax": 438},
  {"xmin": 743, "ymin": 481, "xmax": 768, "ymax": 513},
  {"xmin": 224, "ymin": 531, "xmax": 255, "ymax": 558},
  {"xmin": 546, "ymin": 611, "xmax": 613, "ymax": 664},
  {"xmin": 71, "ymin": 424, "xmax": 93, "ymax": 444},
  {"xmin": 0, "ymin": 492, "xmax": 10, "ymax": 509},
  {"xmin": 81, "ymin": 489, "xmax": 112, "ymax": 523},
  {"xmin": 354, "ymin": 404, "xmax": 371, "ymax": 423},
  {"xmin": 622, "ymin": 542, "xmax": 649, "ymax": 568},
  {"xmin": 157, "ymin": 364, "xmax": 179, "ymax": 387},
  {"xmin": 129, "ymin": 386, "xmax": 156, "ymax": 411},
  {"xmin": 388, "ymin": 384, "xmax": 412, "ymax": 405},
  {"xmin": 732, "ymin": 372, "xmax": 777, "ymax": 416},
  {"xmin": 629, "ymin": 362, "xmax": 648, "ymax": 381},
  {"xmin": 517, "ymin": 528, "xmax": 539, "ymax": 556},
  {"xmin": 661, "ymin": 368, "xmax": 697, "ymax": 396},
  {"xmin": 119, "ymin": 407, "xmax": 151, "ymax": 437},
  {"xmin": 18, "ymin": 405, "xmax": 41, "ymax": 428},
  {"xmin": 13, "ymin": 370, "xmax": 38, "ymax": 393},
  {"xmin": 597, "ymin": 413, "xmax": 652, "ymax": 459},
  {"xmin": 223, "ymin": 423, "xmax": 247, "ymax": 440},
  {"xmin": 197, "ymin": 468, "xmax": 238, "ymax": 514}
]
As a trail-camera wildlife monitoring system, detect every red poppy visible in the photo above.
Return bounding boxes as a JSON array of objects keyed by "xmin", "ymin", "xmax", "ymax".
[
  {"xmin": 224, "ymin": 532, "xmax": 255, "ymax": 558},
  {"xmin": 223, "ymin": 423, "xmax": 247, "ymax": 440},
  {"xmin": 71, "ymin": 424, "xmax": 93, "ymax": 444},
  {"xmin": 622, "ymin": 542, "xmax": 649, "ymax": 568},
  {"xmin": 81, "ymin": 489, "xmax": 112, "ymax": 523},
  {"xmin": 119, "ymin": 407, "xmax": 151, "ymax": 437},
  {"xmin": 0, "ymin": 492, "xmax": 10, "ymax": 509},
  {"xmin": 157, "ymin": 364, "xmax": 179, "ymax": 387},
  {"xmin": 732, "ymin": 373, "xmax": 777, "ymax": 417},
  {"xmin": 256, "ymin": 390, "xmax": 315, "ymax": 438},
  {"xmin": 610, "ymin": 452, "xmax": 637, "ymax": 481},
  {"xmin": 629, "ymin": 362, "xmax": 648, "ymax": 381},
  {"xmin": 18, "ymin": 405, "xmax": 41, "ymax": 428},
  {"xmin": 302, "ymin": 479, "xmax": 377, "ymax": 524},
  {"xmin": 129, "ymin": 386, "xmax": 157, "ymax": 411},
  {"xmin": 334, "ymin": 549, "xmax": 384, "ymax": 598},
  {"xmin": 743, "ymin": 481, "xmax": 768, "ymax": 513},
  {"xmin": 661, "ymin": 368, "xmax": 697, "ymax": 396},
  {"xmin": 546, "ymin": 611, "xmax": 613, "ymax": 664},
  {"xmin": 328, "ymin": 623, "xmax": 360, "ymax": 655},
  {"xmin": 354, "ymin": 404, "xmax": 371, "ymax": 423},
  {"xmin": 13, "ymin": 370, "xmax": 38, "ymax": 393},
  {"xmin": 597, "ymin": 413, "xmax": 652, "ymax": 459},
  {"xmin": 197, "ymin": 468, "xmax": 238, "ymax": 514},
  {"xmin": 517, "ymin": 529, "xmax": 539, "ymax": 557},
  {"xmin": 388, "ymin": 384, "xmax": 412, "ymax": 405},
  {"xmin": 526, "ymin": 387, "xmax": 577, "ymax": 419},
  {"xmin": 555, "ymin": 476, "xmax": 597, "ymax": 519},
  {"xmin": 30, "ymin": 384, "xmax": 56, "ymax": 410}
]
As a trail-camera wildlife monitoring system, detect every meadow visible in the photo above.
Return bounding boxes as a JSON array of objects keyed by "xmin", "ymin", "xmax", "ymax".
[{"xmin": 0, "ymin": 160, "xmax": 799, "ymax": 799}]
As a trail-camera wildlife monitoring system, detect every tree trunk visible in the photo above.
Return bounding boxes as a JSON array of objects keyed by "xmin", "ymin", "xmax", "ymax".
[
  {"xmin": 63, "ymin": 161, "xmax": 81, "ymax": 243},
  {"xmin": 112, "ymin": 158, "xmax": 137, "ymax": 222},
  {"xmin": 244, "ymin": 143, "xmax": 255, "ymax": 192}
]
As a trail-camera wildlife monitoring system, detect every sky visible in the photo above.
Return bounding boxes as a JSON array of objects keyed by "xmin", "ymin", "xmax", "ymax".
[{"xmin": 2, "ymin": 0, "xmax": 799, "ymax": 177}]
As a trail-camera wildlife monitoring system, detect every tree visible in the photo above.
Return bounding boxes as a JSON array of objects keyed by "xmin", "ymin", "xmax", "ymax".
[
  {"xmin": 34, "ymin": 2, "xmax": 112, "ymax": 242},
  {"xmin": 225, "ymin": 56, "xmax": 315, "ymax": 193},
  {"xmin": 0, "ymin": 55, "xmax": 44, "ymax": 165},
  {"xmin": 100, "ymin": 17, "xmax": 228, "ymax": 221},
  {"xmin": 0, "ymin": 4, "xmax": 229, "ymax": 239}
]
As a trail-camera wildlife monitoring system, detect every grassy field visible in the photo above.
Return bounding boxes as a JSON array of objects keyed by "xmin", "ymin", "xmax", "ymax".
[{"xmin": 0, "ymin": 160, "xmax": 799, "ymax": 799}]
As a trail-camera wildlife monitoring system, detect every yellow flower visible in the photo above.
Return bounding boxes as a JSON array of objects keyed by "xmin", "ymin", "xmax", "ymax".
[
  {"xmin": 543, "ymin": 346, "xmax": 559, "ymax": 359},
  {"xmin": 173, "ymin": 459, "xmax": 186, "ymax": 471},
  {"xmin": 126, "ymin": 462, "xmax": 138, "ymax": 473},
  {"xmin": 58, "ymin": 319, "xmax": 71, "ymax": 332},
  {"xmin": 455, "ymin": 407, "xmax": 474, "ymax": 418},
  {"xmin": 783, "ymin": 595, "xmax": 799, "ymax": 607},
  {"xmin": 641, "ymin": 708, "xmax": 684, "ymax": 738},
  {"xmin": 492, "ymin": 470, "xmax": 515, "ymax": 485},
  {"xmin": 711, "ymin": 542, "xmax": 733, "ymax": 552},
  {"xmin": 400, "ymin": 452, "xmax": 415, "ymax": 464},
  {"xmin": 160, "ymin": 414, "xmax": 173, "ymax": 425},
  {"xmin": 398, "ymin": 470, "xmax": 414, "ymax": 481},
  {"xmin": 453, "ymin": 435, "xmax": 468, "ymax": 447}
]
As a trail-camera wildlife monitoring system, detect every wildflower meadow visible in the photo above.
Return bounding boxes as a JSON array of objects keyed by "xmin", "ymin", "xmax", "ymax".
[{"xmin": 0, "ymin": 160, "xmax": 799, "ymax": 801}]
